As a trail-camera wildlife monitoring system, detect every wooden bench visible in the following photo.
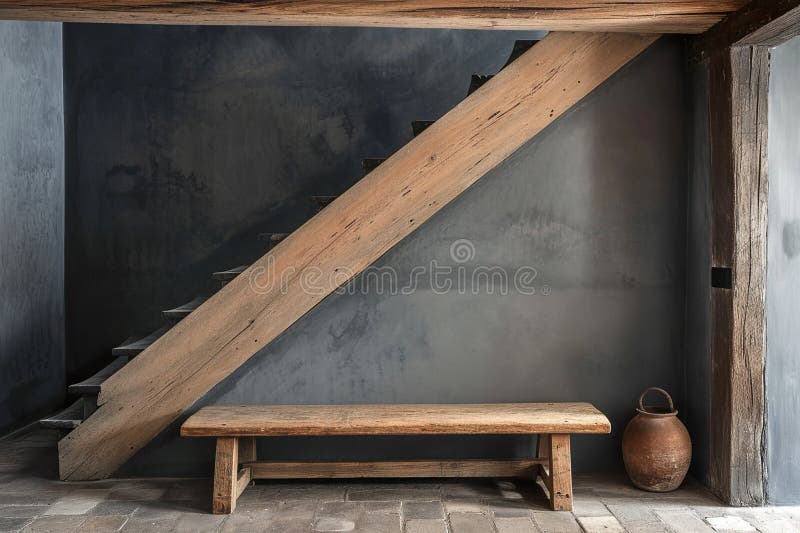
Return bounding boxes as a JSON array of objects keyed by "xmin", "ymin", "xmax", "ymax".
[{"xmin": 180, "ymin": 403, "xmax": 611, "ymax": 514}]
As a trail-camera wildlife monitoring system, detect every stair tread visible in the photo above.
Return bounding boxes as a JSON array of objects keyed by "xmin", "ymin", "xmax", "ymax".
[
  {"xmin": 362, "ymin": 158, "xmax": 386, "ymax": 176},
  {"xmin": 211, "ymin": 265, "xmax": 247, "ymax": 281},
  {"xmin": 256, "ymin": 232, "xmax": 290, "ymax": 244},
  {"xmin": 312, "ymin": 196, "xmax": 337, "ymax": 209},
  {"xmin": 39, "ymin": 399, "xmax": 84, "ymax": 430},
  {"xmin": 68, "ymin": 357, "xmax": 128, "ymax": 395},
  {"xmin": 163, "ymin": 295, "xmax": 207, "ymax": 321},
  {"xmin": 111, "ymin": 325, "xmax": 170, "ymax": 357},
  {"xmin": 411, "ymin": 120, "xmax": 435, "ymax": 137}
]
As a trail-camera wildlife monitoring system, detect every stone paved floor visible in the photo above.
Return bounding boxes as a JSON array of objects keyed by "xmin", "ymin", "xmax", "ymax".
[{"xmin": 1, "ymin": 429, "xmax": 798, "ymax": 532}]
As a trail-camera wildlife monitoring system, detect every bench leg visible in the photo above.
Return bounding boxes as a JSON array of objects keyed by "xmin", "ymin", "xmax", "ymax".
[
  {"xmin": 239, "ymin": 437, "xmax": 257, "ymax": 463},
  {"xmin": 213, "ymin": 437, "xmax": 252, "ymax": 514},
  {"xmin": 540, "ymin": 434, "xmax": 572, "ymax": 511}
]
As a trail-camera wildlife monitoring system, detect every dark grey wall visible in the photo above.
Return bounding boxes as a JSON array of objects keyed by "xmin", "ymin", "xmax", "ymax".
[
  {"xmin": 766, "ymin": 36, "xmax": 800, "ymax": 505},
  {"xmin": 0, "ymin": 21, "xmax": 65, "ymax": 433},
  {"xmin": 63, "ymin": 24, "xmax": 545, "ymax": 382},
  {"xmin": 64, "ymin": 30, "xmax": 693, "ymax": 476},
  {"xmin": 683, "ymin": 60, "xmax": 712, "ymax": 485}
]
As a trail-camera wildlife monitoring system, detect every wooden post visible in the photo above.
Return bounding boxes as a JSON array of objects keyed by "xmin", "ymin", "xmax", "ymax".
[
  {"xmin": 548, "ymin": 434, "xmax": 573, "ymax": 511},
  {"xmin": 238, "ymin": 437, "xmax": 257, "ymax": 464},
  {"xmin": 213, "ymin": 437, "xmax": 238, "ymax": 514},
  {"xmin": 691, "ymin": 0, "xmax": 800, "ymax": 506}
]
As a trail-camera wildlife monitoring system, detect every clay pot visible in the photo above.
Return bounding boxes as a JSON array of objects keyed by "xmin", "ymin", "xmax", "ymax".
[{"xmin": 622, "ymin": 387, "xmax": 691, "ymax": 492}]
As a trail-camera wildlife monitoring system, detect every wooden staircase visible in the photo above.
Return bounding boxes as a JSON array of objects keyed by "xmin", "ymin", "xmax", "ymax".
[
  {"xmin": 49, "ymin": 32, "xmax": 657, "ymax": 480},
  {"xmin": 42, "ymin": 39, "xmax": 541, "ymax": 435}
]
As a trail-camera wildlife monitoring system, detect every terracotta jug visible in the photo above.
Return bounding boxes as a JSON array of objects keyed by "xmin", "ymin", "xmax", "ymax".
[{"xmin": 622, "ymin": 387, "xmax": 691, "ymax": 492}]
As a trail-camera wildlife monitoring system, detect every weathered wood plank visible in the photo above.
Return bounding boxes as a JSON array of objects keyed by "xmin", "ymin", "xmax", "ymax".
[
  {"xmin": 180, "ymin": 403, "xmax": 612, "ymax": 437},
  {"xmin": 247, "ymin": 459, "xmax": 543, "ymax": 479},
  {"xmin": 548, "ymin": 434, "xmax": 572, "ymax": 511},
  {"xmin": 694, "ymin": 0, "xmax": 800, "ymax": 59},
  {"xmin": 707, "ymin": 45, "xmax": 769, "ymax": 506},
  {"xmin": 0, "ymin": 1, "xmax": 746, "ymax": 33},
  {"xmin": 238, "ymin": 437, "xmax": 257, "ymax": 463},
  {"xmin": 212, "ymin": 437, "xmax": 238, "ymax": 514},
  {"xmin": 58, "ymin": 31, "xmax": 656, "ymax": 481}
]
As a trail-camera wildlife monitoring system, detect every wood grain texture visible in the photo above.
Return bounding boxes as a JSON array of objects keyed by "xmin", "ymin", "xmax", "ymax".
[
  {"xmin": 0, "ymin": 1, "xmax": 746, "ymax": 33},
  {"xmin": 246, "ymin": 459, "xmax": 543, "ymax": 479},
  {"xmin": 707, "ymin": 45, "xmax": 769, "ymax": 507},
  {"xmin": 238, "ymin": 437, "xmax": 257, "ymax": 463},
  {"xmin": 212, "ymin": 437, "xmax": 238, "ymax": 514},
  {"xmin": 548, "ymin": 434, "xmax": 572, "ymax": 511},
  {"xmin": 57, "ymin": 31, "xmax": 654, "ymax": 481},
  {"xmin": 180, "ymin": 403, "xmax": 612, "ymax": 436},
  {"xmin": 694, "ymin": 0, "xmax": 800, "ymax": 59}
]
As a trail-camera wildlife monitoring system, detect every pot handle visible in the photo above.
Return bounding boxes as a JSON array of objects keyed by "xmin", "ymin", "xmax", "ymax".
[{"xmin": 638, "ymin": 387, "xmax": 675, "ymax": 412}]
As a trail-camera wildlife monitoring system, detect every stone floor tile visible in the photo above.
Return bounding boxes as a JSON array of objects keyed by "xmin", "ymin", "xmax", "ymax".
[
  {"xmin": 354, "ymin": 511, "xmax": 401, "ymax": 533},
  {"xmin": 128, "ymin": 502, "xmax": 184, "ymax": 522},
  {"xmin": 85, "ymin": 500, "xmax": 139, "ymax": 517},
  {"xmin": 737, "ymin": 509, "xmax": 799, "ymax": 533},
  {"xmin": 313, "ymin": 516, "xmax": 356, "ymax": 531},
  {"xmin": 704, "ymin": 515, "xmax": 757, "ymax": 532},
  {"xmin": 576, "ymin": 515, "xmax": 625, "ymax": 532},
  {"xmin": 654, "ymin": 509, "xmax": 715, "ymax": 532},
  {"xmin": 0, "ymin": 506, "xmax": 47, "ymax": 518},
  {"xmin": 489, "ymin": 500, "xmax": 536, "ymax": 518},
  {"xmin": 531, "ymin": 511, "xmax": 582, "ymax": 533},
  {"xmin": 443, "ymin": 498, "xmax": 487, "ymax": 514},
  {"xmin": 606, "ymin": 503, "xmax": 669, "ymax": 532},
  {"xmin": 571, "ymin": 498, "xmax": 610, "ymax": 517},
  {"xmin": 0, "ymin": 493, "xmax": 60, "ymax": 507},
  {"xmin": 262, "ymin": 517, "xmax": 314, "ymax": 533},
  {"xmin": 494, "ymin": 516, "xmax": 541, "ymax": 532},
  {"xmin": 107, "ymin": 488, "xmax": 166, "ymax": 502},
  {"xmin": 347, "ymin": 488, "xmax": 440, "ymax": 502},
  {"xmin": 441, "ymin": 481, "xmax": 500, "ymax": 499},
  {"xmin": 43, "ymin": 490, "xmax": 110, "ymax": 516},
  {"xmin": 277, "ymin": 484, "xmax": 347, "ymax": 502},
  {"xmin": 405, "ymin": 519, "xmax": 448, "ymax": 533},
  {"xmin": 21, "ymin": 514, "xmax": 86, "ymax": 532},
  {"xmin": 448, "ymin": 511, "xmax": 494, "ymax": 533},
  {"xmin": 0, "ymin": 516, "xmax": 34, "ymax": 532},
  {"xmin": 317, "ymin": 501, "xmax": 362, "ymax": 518},
  {"xmin": 217, "ymin": 508, "xmax": 275, "ymax": 533},
  {"xmin": 402, "ymin": 501, "xmax": 444, "ymax": 520},
  {"xmin": 172, "ymin": 512, "xmax": 225, "ymax": 533},
  {"xmin": 119, "ymin": 517, "xmax": 178, "ymax": 533},
  {"xmin": 270, "ymin": 500, "xmax": 319, "ymax": 523},
  {"xmin": 79, "ymin": 514, "xmax": 129, "ymax": 532}
]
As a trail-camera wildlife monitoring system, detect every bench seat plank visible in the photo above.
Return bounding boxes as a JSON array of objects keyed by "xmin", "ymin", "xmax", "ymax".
[{"xmin": 181, "ymin": 403, "xmax": 610, "ymax": 437}]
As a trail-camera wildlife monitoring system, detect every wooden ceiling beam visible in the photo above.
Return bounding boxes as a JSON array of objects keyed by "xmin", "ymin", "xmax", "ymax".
[
  {"xmin": 0, "ymin": 1, "xmax": 747, "ymax": 34},
  {"xmin": 694, "ymin": 0, "xmax": 800, "ymax": 59}
]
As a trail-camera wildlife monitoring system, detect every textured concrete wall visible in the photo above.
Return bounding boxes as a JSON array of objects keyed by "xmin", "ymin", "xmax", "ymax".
[
  {"xmin": 766, "ymin": 36, "xmax": 800, "ymax": 505},
  {"xmin": 63, "ymin": 24, "xmax": 546, "ymax": 381},
  {"xmin": 683, "ymin": 61, "xmax": 712, "ymax": 485},
  {"xmin": 61, "ymin": 29, "xmax": 692, "ymax": 476},
  {"xmin": 0, "ymin": 21, "xmax": 65, "ymax": 432}
]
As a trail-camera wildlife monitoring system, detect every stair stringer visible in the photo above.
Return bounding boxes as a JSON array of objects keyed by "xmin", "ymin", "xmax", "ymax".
[{"xmin": 58, "ymin": 31, "xmax": 658, "ymax": 481}]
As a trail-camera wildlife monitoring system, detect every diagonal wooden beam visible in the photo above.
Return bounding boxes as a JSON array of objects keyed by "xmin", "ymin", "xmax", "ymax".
[
  {"xmin": 58, "ymin": 31, "xmax": 658, "ymax": 481},
  {"xmin": 0, "ymin": 1, "xmax": 745, "ymax": 34}
]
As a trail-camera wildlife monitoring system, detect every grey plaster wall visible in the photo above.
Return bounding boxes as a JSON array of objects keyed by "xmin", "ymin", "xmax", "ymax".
[
  {"xmin": 63, "ymin": 24, "xmax": 545, "ymax": 382},
  {"xmin": 766, "ymin": 36, "xmax": 800, "ymax": 505},
  {"xmin": 683, "ymin": 61, "xmax": 712, "ymax": 485},
  {"xmin": 62, "ymin": 33, "xmax": 692, "ymax": 477},
  {"xmin": 0, "ymin": 21, "xmax": 65, "ymax": 432}
]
